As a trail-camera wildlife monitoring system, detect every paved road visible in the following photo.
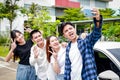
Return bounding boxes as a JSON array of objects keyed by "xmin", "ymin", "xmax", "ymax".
[{"xmin": 0, "ymin": 57, "xmax": 17, "ymax": 80}]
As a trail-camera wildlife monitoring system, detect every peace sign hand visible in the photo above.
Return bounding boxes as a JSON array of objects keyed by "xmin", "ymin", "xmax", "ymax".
[
  {"xmin": 10, "ymin": 39, "xmax": 17, "ymax": 51},
  {"xmin": 49, "ymin": 48, "xmax": 57, "ymax": 60}
]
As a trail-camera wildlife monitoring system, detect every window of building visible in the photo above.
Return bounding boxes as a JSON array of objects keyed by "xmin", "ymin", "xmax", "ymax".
[
  {"xmin": 95, "ymin": 1, "xmax": 107, "ymax": 8},
  {"xmin": 24, "ymin": 4, "xmax": 30, "ymax": 9},
  {"xmin": 69, "ymin": 0, "xmax": 79, "ymax": 2},
  {"xmin": 79, "ymin": 0, "xmax": 90, "ymax": 6}
]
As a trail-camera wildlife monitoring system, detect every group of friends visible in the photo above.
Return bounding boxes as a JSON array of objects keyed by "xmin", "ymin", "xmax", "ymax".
[{"xmin": 5, "ymin": 8, "xmax": 103, "ymax": 80}]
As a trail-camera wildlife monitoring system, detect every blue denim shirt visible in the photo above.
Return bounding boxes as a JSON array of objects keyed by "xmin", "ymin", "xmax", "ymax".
[{"xmin": 64, "ymin": 16, "xmax": 103, "ymax": 80}]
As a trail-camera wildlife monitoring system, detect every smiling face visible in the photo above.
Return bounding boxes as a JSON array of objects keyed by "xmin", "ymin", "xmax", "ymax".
[
  {"xmin": 15, "ymin": 32, "xmax": 25, "ymax": 43},
  {"xmin": 63, "ymin": 24, "xmax": 77, "ymax": 42},
  {"xmin": 49, "ymin": 36, "xmax": 60, "ymax": 50},
  {"xmin": 32, "ymin": 32, "xmax": 44, "ymax": 45}
]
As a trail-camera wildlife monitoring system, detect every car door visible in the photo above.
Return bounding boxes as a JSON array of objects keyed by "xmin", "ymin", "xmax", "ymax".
[{"xmin": 94, "ymin": 50, "xmax": 120, "ymax": 76}]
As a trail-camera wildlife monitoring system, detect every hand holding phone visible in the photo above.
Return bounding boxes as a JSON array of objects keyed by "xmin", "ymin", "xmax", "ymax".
[{"xmin": 83, "ymin": 9, "xmax": 96, "ymax": 17}]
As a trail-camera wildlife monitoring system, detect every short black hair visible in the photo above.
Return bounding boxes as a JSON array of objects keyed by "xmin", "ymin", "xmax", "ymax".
[
  {"xmin": 30, "ymin": 29, "xmax": 42, "ymax": 39},
  {"xmin": 58, "ymin": 22, "xmax": 74, "ymax": 35}
]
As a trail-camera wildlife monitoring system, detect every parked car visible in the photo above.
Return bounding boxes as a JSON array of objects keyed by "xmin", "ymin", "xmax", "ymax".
[{"xmin": 94, "ymin": 41, "xmax": 120, "ymax": 80}]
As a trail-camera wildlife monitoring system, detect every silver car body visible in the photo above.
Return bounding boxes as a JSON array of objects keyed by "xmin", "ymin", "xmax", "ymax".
[
  {"xmin": 94, "ymin": 41, "xmax": 120, "ymax": 70},
  {"xmin": 94, "ymin": 41, "xmax": 120, "ymax": 79}
]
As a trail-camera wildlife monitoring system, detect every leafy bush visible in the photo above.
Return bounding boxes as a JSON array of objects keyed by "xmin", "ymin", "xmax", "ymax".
[
  {"xmin": 0, "ymin": 46, "xmax": 9, "ymax": 57},
  {"xmin": 0, "ymin": 35, "xmax": 10, "ymax": 46}
]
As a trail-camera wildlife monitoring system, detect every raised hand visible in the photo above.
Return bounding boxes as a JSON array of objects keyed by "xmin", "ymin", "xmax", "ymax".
[
  {"xmin": 33, "ymin": 46, "xmax": 39, "ymax": 58},
  {"xmin": 49, "ymin": 48, "xmax": 57, "ymax": 60},
  {"xmin": 61, "ymin": 42, "xmax": 68, "ymax": 48},
  {"xmin": 92, "ymin": 8, "xmax": 100, "ymax": 20},
  {"xmin": 10, "ymin": 39, "xmax": 17, "ymax": 51}
]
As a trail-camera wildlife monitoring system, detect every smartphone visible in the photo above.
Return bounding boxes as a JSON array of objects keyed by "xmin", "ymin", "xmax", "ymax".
[{"xmin": 83, "ymin": 9, "xmax": 95, "ymax": 17}]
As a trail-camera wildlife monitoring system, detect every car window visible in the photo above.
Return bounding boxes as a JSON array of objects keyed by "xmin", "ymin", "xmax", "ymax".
[
  {"xmin": 107, "ymin": 48, "xmax": 120, "ymax": 62},
  {"xmin": 94, "ymin": 50, "xmax": 120, "ymax": 76}
]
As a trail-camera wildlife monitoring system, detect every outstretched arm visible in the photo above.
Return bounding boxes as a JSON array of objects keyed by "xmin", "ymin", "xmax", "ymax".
[
  {"xmin": 92, "ymin": 8, "xmax": 102, "ymax": 28},
  {"xmin": 86, "ymin": 8, "xmax": 103, "ymax": 47}
]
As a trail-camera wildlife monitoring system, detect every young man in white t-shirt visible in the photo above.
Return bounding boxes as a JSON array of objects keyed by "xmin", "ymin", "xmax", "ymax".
[
  {"xmin": 29, "ymin": 30, "xmax": 48, "ymax": 80},
  {"xmin": 59, "ymin": 8, "xmax": 103, "ymax": 80},
  {"xmin": 29, "ymin": 30, "xmax": 56, "ymax": 80}
]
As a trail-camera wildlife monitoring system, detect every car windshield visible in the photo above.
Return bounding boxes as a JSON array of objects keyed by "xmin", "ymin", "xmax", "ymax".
[{"xmin": 107, "ymin": 48, "xmax": 120, "ymax": 62}]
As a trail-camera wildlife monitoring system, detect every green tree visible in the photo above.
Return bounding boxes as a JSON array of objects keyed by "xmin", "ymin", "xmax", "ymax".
[
  {"xmin": 117, "ymin": 8, "xmax": 120, "ymax": 16},
  {"xmin": 100, "ymin": 8, "xmax": 120, "ymax": 41},
  {"xmin": 3, "ymin": 0, "xmax": 20, "ymax": 32},
  {"xmin": 29, "ymin": 3, "xmax": 39, "ymax": 14},
  {"xmin": 0, "ymin": 0, "xmax": 28, "ymax": 47},
  {"xmin": 27, "ymin": 3, "xmax": 60, "ymax": 38},
  {"xmin": 99, "ymin": 8, "xmax": 116, "ymax": 18},
  {"xmin": 0, "ymin": 0, "xmax": 26, "ymax": 32},
  {"xmin": 0, "ymin": 0, "xmax": 20, "ymax": 47},
  {"xmin": 0, "ymin": 2, "xmax": 5, "ymax": 32},
  {"xmin": 0, "ymin": 0, "xmax": 28, "ymax": 32},
  {"xmin": 58, "ymin": 8, "xmax": 87, "ymax": 22},
  {"xmin": 103, "ymin": 22, "xmax": 120, "ymax": 41},
  {"xmin": 57, "ymin": 8, "xmax": 120, "ymax": 41},
  {"xmin": 0, "ymin": 2, "xmax": 5, "ymax": 19}
]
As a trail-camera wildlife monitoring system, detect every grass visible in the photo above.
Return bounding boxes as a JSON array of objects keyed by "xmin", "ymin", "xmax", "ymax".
[{"xmin": 0, "ymin": 46, "xmax": 9, "ymax": 57}]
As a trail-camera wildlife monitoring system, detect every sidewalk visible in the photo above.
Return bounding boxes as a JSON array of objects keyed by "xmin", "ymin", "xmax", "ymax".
[{"xmin": 0, "ymin": 57, "xmax": 17, "ymax": 80}]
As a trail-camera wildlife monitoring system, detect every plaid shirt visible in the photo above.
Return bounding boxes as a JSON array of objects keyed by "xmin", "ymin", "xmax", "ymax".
[{"xmin": 64, "ymin": 16, "xmax": 103, "ymax": 80}]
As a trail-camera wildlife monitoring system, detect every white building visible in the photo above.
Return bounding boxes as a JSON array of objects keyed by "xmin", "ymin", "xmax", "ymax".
[
  {"xmin": 0, "ymin": 0, "xmax": 113, "ymax": 35},
  {"xmin": 109, "ymin": 0, "xmax": 120, "ymax": 15},
  {"xmin": 109, "ymin": 0, "xmax": 120, "ymax": 9}
]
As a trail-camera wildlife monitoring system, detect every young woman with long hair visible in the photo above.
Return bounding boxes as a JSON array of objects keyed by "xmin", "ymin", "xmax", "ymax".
[
  {"xmin": 5, "ymin": 30, "xmax": 36, "ymax": 80},
  {"xmin": 46, "ymin": 36, "xmax": 66, "ymax": 80}
]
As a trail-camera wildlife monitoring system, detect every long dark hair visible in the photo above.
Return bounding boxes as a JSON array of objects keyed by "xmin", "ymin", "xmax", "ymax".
[
  {"xmin": 10, "ymin": 30, "xmax": 22, "ymax": 62},
  {"xmin": 11, "ymin": 30, "xmax": 22, "ymax": 44},
  {"xmin": 46, "ymin": 36, "xmax": 55, "ymax": 63}
]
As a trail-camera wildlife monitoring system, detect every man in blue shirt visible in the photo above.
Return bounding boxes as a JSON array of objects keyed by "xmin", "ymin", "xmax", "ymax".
[{"xmin": 59, "ymin": 8, "xmax": 103, "ymax": 80}]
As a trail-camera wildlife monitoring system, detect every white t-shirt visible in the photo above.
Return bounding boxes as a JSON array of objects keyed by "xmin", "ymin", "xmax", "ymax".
[
  {"xmin": 51, "ymin": 46, "xmax": 66, "ymax": 74},
  {"xmin": 47, "ymin": 63, "xmax": 57, "ymax": 80},
  {"xmin": 30, "ymin": 44, "xmax": 48, "ymax": 80},
  {"xmin": 69, "ymin": 41, "xmax": 83, "ymax": 80}
]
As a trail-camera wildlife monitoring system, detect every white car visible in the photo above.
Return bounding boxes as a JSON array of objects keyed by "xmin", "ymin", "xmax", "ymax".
[{"xmin": 94, "ymin": 41, "xmax": 120, "ymax": 80}]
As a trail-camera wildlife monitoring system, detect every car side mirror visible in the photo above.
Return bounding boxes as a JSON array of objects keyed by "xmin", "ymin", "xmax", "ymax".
[{"xmin": 98, "ymin": 70, "xmax": 119, "ymax": 80}]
